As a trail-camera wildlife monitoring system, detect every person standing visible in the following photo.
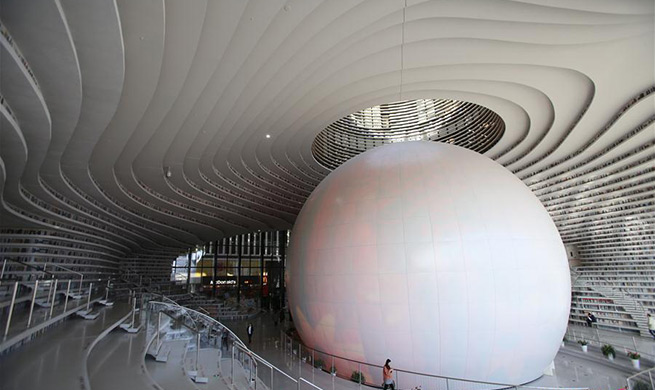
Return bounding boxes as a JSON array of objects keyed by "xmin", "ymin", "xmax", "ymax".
[
  {"xmin": 221, "ymin": 328, "xmax": 228, "ymax": 351},
  {"xmin": 247, "ymin": 322, "xmax": 254, "ymax": 344},
  {"xmin": 382, "ymin": 359, "xmax": 394, "ymax": 390},
  {"xmin": 585, "ymin": 312, "xmax": 593, "ymax": 327},
  {"xmin": 648, "ymin": 313, "xmax": 655, "ymax": 339}
]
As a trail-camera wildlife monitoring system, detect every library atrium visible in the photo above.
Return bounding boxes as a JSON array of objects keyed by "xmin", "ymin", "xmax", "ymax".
[{"xmin": 0, "ymin": 1, "xmax": 653, "ymax": 390}]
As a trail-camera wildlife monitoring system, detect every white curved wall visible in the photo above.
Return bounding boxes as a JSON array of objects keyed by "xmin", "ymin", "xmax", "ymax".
[{"xmin": 288, "ymin": 141, "xmax": 570, "ymax": 384}]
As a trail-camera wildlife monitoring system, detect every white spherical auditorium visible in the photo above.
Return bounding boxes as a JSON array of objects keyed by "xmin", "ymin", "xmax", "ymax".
[{"xmin": 288, "ymin": 141, "xmax": 570, "ymax": 385}]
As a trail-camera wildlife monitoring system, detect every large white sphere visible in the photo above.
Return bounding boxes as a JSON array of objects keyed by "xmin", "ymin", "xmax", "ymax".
[{"xmin": 288, "ymin": 141, "xmax": 570, "ymax": 385}]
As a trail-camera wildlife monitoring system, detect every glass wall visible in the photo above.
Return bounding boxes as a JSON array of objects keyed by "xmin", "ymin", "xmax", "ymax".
[{"xmin": 170, "ymin": 230, "xmax": 288, "ymax": 309}]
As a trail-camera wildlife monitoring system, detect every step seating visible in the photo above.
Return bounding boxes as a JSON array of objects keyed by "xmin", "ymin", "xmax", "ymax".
[
  {"xmin": 97, "ymin": 299, "xmax": 114, "ymax": 307},
  {"xmin": 0, "ymin": 283, "xmax": 13, "ymax": 294},
  {"xmin": 75, "ymin": 292, "xmax": 100, "ymax": 320},
  {"xmin": 33, "ymin": 286, "xmax": 82, "ymax": 307},
  {"xmin": 34, "ymin": 298, "xmax": 53, "ymax": 308},
  {"xmin": 62, "ymin": 290, "xmax": 84, "ymax": 300},
  {"xmin": 185, "ymin": 348, "xmax": 220, "ymax": 384},
  {"xmin": 146, "ymin": 339, "xmax": 173, "ymax": 362},
  {"xmin": 156, "ymin": 343, "xmax": 172, "ymax": 362},
  {"xmin": 119, "ymin": 320, "xmax": 141, "ymax": 333},
  {"xmin": 570, "ymin": 262, "xmax": 655, "ymax": 336},
  {"xmin": 119, "ymin": 299, "xmax": 141, "ymax": 332},
  {"xmin": 98, "ymin": 288, "xmax": 114, "ymax": 306},
  {"xmin": 146, "ymin": 341, "xmax": 172, "ymax": 363},
  {"xmin": 76, "ymin": 309, "xmax": 100, "ymax": 320}
]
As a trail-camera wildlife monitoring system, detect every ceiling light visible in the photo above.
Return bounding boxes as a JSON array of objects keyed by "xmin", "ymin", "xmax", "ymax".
[{"xmin": 266, "ymin": 134, "xmax": 271, "ymax": 139}]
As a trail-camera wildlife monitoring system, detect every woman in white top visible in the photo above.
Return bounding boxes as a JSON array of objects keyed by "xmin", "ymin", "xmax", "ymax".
[{"xmin": 648, "ymin": 313, "xmax": 655, "ymax": 339}]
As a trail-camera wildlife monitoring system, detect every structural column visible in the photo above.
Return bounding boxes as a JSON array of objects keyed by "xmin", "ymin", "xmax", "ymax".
[
  {"xmin": 212, "ymin": 240, "xmax": 218, "ymax": 298},
  {"xmin": 279, "ymin": 231, "xmax": 287, "ymax": 309},
  {"xmin": 259, "ymin": 231, "xmax": 265, "ymax": 308},
  {"xmin": 236, "ymin": 235, "xmax": 242, "ymax": 304},
  {"xmin": 187, "ymin": 249, "xmax": 192, "ymax": 292}
]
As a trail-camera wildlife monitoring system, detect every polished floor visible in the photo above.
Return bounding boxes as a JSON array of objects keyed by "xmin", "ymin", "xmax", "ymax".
[
  {"xmin": 544, "ymin": 352, "xmax": 630, "ymax": 390},
  {"xmin": 0, "ymin": 303, "xmax": 129, "ymax": 390},
  {"xmin": 87, "ymin": 326, "xmax": 159, "ymax": 390}
]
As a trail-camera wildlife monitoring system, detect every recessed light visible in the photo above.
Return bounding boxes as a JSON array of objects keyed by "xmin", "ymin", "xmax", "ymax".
[{"xmin": 265, "ymin": 134, "xmax": 271, "ymax": 139}]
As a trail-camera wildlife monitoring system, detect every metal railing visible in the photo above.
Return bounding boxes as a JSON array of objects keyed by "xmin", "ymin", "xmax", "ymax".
[
  {"xmin": 628, "ymin": 367, "xmax": 655, "ymax": 390},
  {"xmin": 1, "ymin": 259, "xmax": 87, "ymax": 295},
  {"xmin": 281, "ymin": 332, "xmax": 590, "ymax": 390},
  {"xmin": 1, "ymin": 258, "xmax": 53, "ymax": 283},
  {"xmin": 143, "ymin": 297, "xmax": 320, "ymax": 390},
  {"xmin": 44, "ymin": 263, "xmax": 85, "ymax": 295},
  {"xmin": 1, "ymin": 279, "xmax": 103, "ymax": 343},
  {"xmin": 565, "ymin": 324, "xmax": 655, "ymax": 362},
  {"xmin": 144, "ymin": 293, "xmax": 590, "ymax": 390}
]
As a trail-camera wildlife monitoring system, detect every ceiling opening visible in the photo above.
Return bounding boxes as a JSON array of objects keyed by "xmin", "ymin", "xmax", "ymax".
[{"xmin": 312, "ymin": 98, "xmax": 505, "ymax": 170}]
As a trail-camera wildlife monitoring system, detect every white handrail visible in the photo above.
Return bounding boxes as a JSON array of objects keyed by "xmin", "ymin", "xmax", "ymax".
[
  {"xmin": 566, "ymin": 325, "xmax": 655, "ymax": 361},
  {"xmin": 522, "ymin": 387, "xmax": 589, "ymax": 390},
  {"xmin": 281, "ymin": 331, "xmax": 590, "ymax": 390},
  {"xmin": 627, "ymin": 366, "xmax": 655, "ymax": 390},
  {"xmin": 145, "ymin": 298, "xmax": 306, "ymax": 389},
  {"xmin": 628, "ymin": 366, "xmax": 655, "ymax": 382},
  {"xmin": 299, "ymin": 377, "xmax": 323, "ymax": 390}
]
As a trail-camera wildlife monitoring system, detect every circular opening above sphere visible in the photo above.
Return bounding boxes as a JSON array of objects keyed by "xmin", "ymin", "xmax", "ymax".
[{"xmin": 312, "ymin": 99, "xmax": 505, "ymax": 170}]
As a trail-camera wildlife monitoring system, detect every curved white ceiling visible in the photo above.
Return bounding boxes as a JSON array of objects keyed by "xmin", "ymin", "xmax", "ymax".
[{"xmin": 0, "ymin": 0, "xmax": 653, "ymax": 271}]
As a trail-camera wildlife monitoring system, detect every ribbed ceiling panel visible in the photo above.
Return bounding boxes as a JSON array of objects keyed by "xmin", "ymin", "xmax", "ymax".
[{"xmin": 0, "ymin": 0, "xmax": 652, "ymax": 277}]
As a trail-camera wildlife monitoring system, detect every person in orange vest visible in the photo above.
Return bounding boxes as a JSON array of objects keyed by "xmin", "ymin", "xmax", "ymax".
[{"xmin": 383, "ymin": 359, "xmax": 395, "ymax": 390}]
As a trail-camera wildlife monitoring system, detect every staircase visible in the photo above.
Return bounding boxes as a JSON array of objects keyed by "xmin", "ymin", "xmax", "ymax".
[{"xmin": 571, "ymin": 269, "xmax": 650, "ymax": 337}]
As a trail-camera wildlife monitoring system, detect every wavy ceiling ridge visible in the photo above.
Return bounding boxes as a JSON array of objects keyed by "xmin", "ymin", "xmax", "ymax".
[{"xmin": 0, "ymin": 0, "xmax": 651, "ymax": 270}]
